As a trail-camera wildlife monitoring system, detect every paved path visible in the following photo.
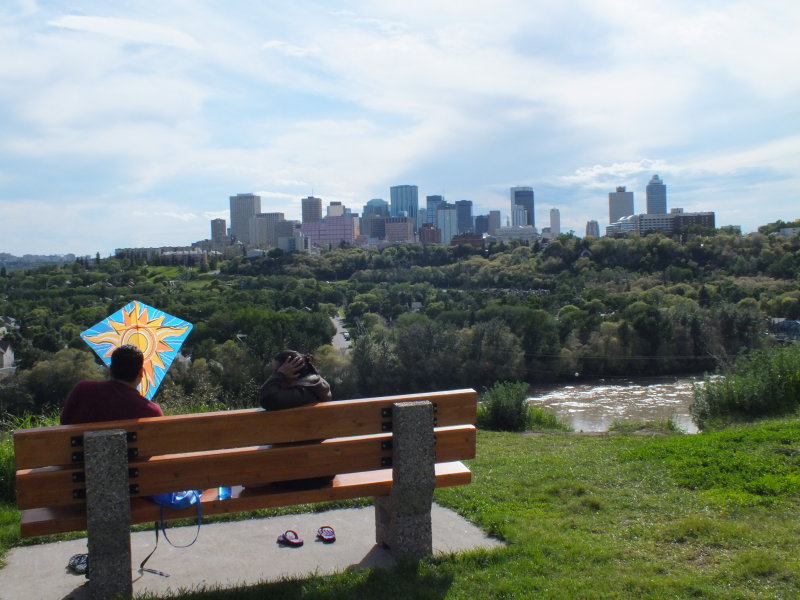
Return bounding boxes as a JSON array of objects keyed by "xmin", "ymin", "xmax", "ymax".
[{"xmin": 0, "ymin": 504, "xmax": 502, "ymax": 599}]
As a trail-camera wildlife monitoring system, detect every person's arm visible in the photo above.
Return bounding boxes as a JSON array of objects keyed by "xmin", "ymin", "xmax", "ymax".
[
  {"xmin": 259, "ymin": 372, "xmax": 320, "ymax": 409},
  {"xmin": 309, "ymin": 376, "xmax": 333, "ymax": 402}
]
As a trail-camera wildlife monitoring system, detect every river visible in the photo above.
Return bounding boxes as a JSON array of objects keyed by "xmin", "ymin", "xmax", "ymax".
[{"xmin": 527, "ymin": 375, "xmax": 703, "ymax": 433}]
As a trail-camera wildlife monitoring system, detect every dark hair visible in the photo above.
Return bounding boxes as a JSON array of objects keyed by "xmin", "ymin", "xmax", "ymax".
[
  {"xmin": 110, "ymin": 344, "xmax": 144, "ymax": 382},
  {"xmin": 273, "ymin": 350, "xmax": 318, "ymax": 377}
]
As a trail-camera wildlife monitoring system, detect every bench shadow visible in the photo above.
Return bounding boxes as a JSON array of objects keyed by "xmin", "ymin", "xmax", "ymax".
[{"xmin": 59, "ymin": 581, "xmax": 90, "ymax": 600}]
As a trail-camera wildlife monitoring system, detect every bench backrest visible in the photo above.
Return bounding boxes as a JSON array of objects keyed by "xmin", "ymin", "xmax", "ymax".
[{"xmin": 15, "ymin": 389, "xmax": 477, "ymax": 513}]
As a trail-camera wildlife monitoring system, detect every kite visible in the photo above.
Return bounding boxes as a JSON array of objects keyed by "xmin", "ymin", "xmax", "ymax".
[{"xmin": 80, "ymin": 300, "xmax": 193, "ymax": 400}]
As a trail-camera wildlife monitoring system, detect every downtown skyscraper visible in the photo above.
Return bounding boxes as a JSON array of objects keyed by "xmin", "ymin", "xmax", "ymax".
[
  {"xmin": 390, "ymin": 185, "xmax": 419, "ymax": 230},
  {"xmin": 229, "ymin": 193, "xmax": 261, "ymax": 244},
  {"xmin": 646, "ymin": 175, "xmax": 667, "ymax": 214},
  {"xmin": 510, "ymin": 187, "xmax": 535, "ymax": 228},
  {"xmin": 608, "ymin": 186, "xmax": 634, "ymax": 224}
]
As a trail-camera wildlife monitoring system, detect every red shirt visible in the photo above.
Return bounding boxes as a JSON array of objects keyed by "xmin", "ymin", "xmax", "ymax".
[{"xmin": 60, "ymin": 380, "xmax": 163, "ymax": 425}]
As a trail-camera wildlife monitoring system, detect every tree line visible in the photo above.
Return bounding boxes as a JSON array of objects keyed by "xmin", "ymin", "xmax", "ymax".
[{"xmin": 1, "ymin": 225, "xmax": 798, "ymax": 415}]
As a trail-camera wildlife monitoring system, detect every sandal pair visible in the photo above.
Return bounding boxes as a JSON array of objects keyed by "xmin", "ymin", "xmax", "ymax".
[{"xmin": 276, "ymin": 526, "xmax": 336, "ymax": 547}]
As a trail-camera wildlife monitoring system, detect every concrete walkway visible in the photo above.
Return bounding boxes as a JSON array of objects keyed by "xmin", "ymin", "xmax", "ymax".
[{"xmin": 0, "ymin": 504, "xmax": 502, "ymax": 599}]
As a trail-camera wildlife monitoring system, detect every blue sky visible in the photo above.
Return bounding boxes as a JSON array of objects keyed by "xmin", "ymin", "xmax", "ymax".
[{"xmin": 1, "ymin": 0, "xmax": 799, "ymax": 256}]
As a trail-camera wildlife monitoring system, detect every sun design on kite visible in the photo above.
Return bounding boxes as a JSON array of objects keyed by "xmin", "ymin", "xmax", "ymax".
[{"xmin": 83, "ymin": 301, "xmax": 191, "ymax": 399}]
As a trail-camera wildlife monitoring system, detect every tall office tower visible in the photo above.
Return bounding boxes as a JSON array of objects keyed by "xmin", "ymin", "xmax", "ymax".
[
  {"xmin": 363, "ymin": 198, "xmax": 389, "ymax": 217},
  {"xmin": 511, "ymin": 203, "xmax": 528, "ymax": 227},
  {"xmin": 327, "ymin": 201, "xmax": 344, "ymax": 218},
  {"xmin": 301, "ymin": 196, "xmax": 322, "ymax": 224},
  {"xmin": 550, "ymin": 208, "xmax": 561, "ymax": 236},
  {"xmin": 455, "ymin": 200, "xmax": 473, "ymax": 234},
  {"xmin": 249, "ymin": 212, "xmax": 284, "ymax": 248},
  {"xmin": 646, "ymin": 174, "xmax": 667, "ymax": 214},
  {"xmin": 437, "ymin": 204, "xmax": 458, "ymax": 245},
  {"xmin": 586, "ymin": 220, "xmax": 600, "ymax": 237},
  {"xmin": 210, "ymin": 218, "xmax": 227, "ymax": 245},
  {"xmin": 390, "ymin": 185, "xmax": 419, "ymax": 227},
  {"xmin": 475, "ymin": 215, "xmax": 489, "ymax": 235},
  {"xmin": 229, "ymin": 193, "xmax": 261, "ymax": 244},
  {"xmin": 510, "ymin": 186, "xmax": 535, "ymax": 228},
  {"xmin": 426, "ymin": 195, "xmax": 445, "ymax": 225},
  {"xmin": 608, "ymin": 186, "xmax": 634, "ymax": 224},
  {"xmin": 488, "ymin": 210, "xmax": 501, "ymax": 234},
  {"xmin": 361, "ymin": 213, "xmax": 386, "ymax": 239}
]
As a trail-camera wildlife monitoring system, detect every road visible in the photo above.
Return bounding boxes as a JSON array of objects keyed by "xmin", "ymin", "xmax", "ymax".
[{"xmin": 330, "ymin": 317, "xmax": 352, "ymax": 350}]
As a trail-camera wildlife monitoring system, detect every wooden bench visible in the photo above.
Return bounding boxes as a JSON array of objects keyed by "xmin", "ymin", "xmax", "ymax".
[{"xmin": 14, "ymin": 389, "xmax": 477, "ymax": 598}]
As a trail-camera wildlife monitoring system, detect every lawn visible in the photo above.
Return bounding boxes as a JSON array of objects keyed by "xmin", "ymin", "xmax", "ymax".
[{"xmin": 3, "ymin": 420, "xmax": 800, "ymax": 599}]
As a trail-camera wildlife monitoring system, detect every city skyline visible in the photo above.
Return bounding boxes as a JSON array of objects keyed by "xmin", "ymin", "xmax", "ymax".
[{"xmin": 1, "ymin": 1, "xmax": 799, "ymax": 256}]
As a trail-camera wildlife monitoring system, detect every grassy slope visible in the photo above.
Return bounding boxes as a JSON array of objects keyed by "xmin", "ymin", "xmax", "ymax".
[{"xmin": 4, "ymin": 420, "xmax": 800, "ymax": 599}]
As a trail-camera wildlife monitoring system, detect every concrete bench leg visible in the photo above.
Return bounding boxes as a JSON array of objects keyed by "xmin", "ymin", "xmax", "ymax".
[
  {"xmin": 375, "ymin": 400, "xmax": 435, "ymax": 558},
  {"xmin": 84, "ymin": 429, "xmax": 133, "ymax": 600}
]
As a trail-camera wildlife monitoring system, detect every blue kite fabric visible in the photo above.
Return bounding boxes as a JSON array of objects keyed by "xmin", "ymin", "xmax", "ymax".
[{"xmin": 80, "ymin": 300, "xmax": 193, "ymax": 400}]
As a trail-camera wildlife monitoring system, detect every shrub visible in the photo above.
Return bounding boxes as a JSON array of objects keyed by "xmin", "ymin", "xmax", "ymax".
[
  {"xmin": 691, "ymin": 344, "xmax": 800, "ymax": 429},
  {"xmin": 477, "ymin": 381, "xmax": 532, "ymax": 432}
]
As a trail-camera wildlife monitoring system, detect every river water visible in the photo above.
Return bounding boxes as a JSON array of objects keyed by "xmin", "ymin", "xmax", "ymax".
[{"xmin": 527, "ymin": 375, "xmax": 702, "ymax": 433}]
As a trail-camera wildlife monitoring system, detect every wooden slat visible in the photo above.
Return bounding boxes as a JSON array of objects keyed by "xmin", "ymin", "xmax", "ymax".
[
  {"xmin": 16, "ymin": 426, "xmax": 476, "ymax": 509},
  {"xmin": 19, "ymin": 461, "xmax": 472, "ymax": 538},
  {"xmin": 14, "ymin": 389, "xmax": 477, "ymax": 469}
]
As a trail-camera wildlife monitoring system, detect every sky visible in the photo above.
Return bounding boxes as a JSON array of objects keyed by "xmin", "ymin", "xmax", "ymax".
[{"xmin": 1, "ymin": 0, "xmax": 799, "ymax": 257}]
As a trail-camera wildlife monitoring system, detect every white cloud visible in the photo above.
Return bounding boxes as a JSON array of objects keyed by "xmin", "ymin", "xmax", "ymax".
[
  {"xmin": 261, "ymin": 40, "xmax": 318, "ymax": 57},
  {"xmin": 48, "ymin": 15, "xmax": 201, "ymax": 50},
  {"xmin": 1, "ymin": 1, "xmax": 799, "ymax": 254}
]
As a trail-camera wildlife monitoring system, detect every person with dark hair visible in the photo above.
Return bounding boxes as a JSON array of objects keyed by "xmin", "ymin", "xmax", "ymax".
[
  {"xmin": 259, "ymin": 350, "xmax": 332, "ymax": 410},
  {"xmin": 61, "ymin": 344, "xmax": 163, "ymax": 424}
]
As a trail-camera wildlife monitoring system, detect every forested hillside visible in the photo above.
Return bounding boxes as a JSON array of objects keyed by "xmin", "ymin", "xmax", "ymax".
[{"xmin": 1, "ymin": 228, "xmax": 798, "ymax": 415}]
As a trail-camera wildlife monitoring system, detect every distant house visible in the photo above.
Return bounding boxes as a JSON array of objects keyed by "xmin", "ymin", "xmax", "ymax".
[{"xmin": 772, "ymin": 319, "xmax": 800, "ymax": 341}]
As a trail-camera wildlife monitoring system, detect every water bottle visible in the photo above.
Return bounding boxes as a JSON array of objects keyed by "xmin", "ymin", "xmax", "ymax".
[{"xmin": 218, "ymin": 486, "xmax": 231, "ymax": 500}]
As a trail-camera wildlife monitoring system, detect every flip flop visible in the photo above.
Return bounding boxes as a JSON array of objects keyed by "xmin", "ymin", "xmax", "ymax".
[
  {"xmin": 277, "ymin": 530, "xmax": 304, "ymax": 547},
  {"xmin": 316, "ymin": 526, "xmax": 336, "ymax": 543}
]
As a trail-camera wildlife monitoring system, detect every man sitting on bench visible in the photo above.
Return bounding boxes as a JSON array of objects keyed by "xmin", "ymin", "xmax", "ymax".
[{"xmin": 61, "ymin": 344, "xmax": 163, "ymax": 425}]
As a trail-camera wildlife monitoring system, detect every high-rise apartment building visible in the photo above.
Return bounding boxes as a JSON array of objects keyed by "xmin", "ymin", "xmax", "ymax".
[
  {"xmin": 608, "ymin": 186, "xmax": 634, "ymax": 224},
  {"xmin": 586, "ymin": 220, "xmax": 600, "ymax": 237},
  {"xmin": 301, "ymin": 196, "xmax": 322, "ymax": 224},
  {"xmin": 390, "ymin": 185, "xmax": 419, "ymax": 228},
  {"xmin": 210, "ymin": 218, "xmax": 227, "ymax": 245},
  {"xmin": 455, "ymin": 200, "xmax": 473, "ymax": 234},
  {"xmin": 510, "ymin": 187, "xmax": 535, "ymax": 228},
  {"xmin": 550, "ymin": 208, "xmax": 561, "ymax": 236},
  {"xmin": 229, "ymin": 193, "xmax": 261, "ymax": 244},
  {"xmin": 646, "ymin": 175, "xmax": 667, "ymax": 214},
  {"xmin": 488, "ymin": 210, "xmax": 501, "ymax": 234}
]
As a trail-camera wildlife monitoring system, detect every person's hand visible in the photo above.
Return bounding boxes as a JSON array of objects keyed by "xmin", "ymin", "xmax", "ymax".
[{"xmin": 276, "ymin": 355, "xmax": 304, "ymax": 380}]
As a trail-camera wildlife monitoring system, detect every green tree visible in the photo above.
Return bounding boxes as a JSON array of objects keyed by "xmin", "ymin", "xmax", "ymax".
[{"xmin": 22, "ymin": 349, "xmax": 103, "ymax": 412}]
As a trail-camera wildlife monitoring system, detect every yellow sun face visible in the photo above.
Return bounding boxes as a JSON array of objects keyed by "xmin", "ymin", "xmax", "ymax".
[{"xmin": 83, "ymin": 301, "xmax": 191, "ymax": 399}]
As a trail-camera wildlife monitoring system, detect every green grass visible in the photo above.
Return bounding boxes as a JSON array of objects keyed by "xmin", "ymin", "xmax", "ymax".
[{"xmin": 3, "ymin": 419, "xmax": 800, "ymax": 598}]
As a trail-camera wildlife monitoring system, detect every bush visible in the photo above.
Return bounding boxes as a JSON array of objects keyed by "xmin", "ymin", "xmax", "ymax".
[
  {"xmin": 477, "ymin": 381, "xmax": 532, "ymax": 432},
  {"xmin": 691, "ymin": 344, "xmax": 800, "ymax": 429}
]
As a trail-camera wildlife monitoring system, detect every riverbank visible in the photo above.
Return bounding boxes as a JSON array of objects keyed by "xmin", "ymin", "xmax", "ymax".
[{"xmin": 3, "ymin": 417, "xmax": 799, "ymax": 598}]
